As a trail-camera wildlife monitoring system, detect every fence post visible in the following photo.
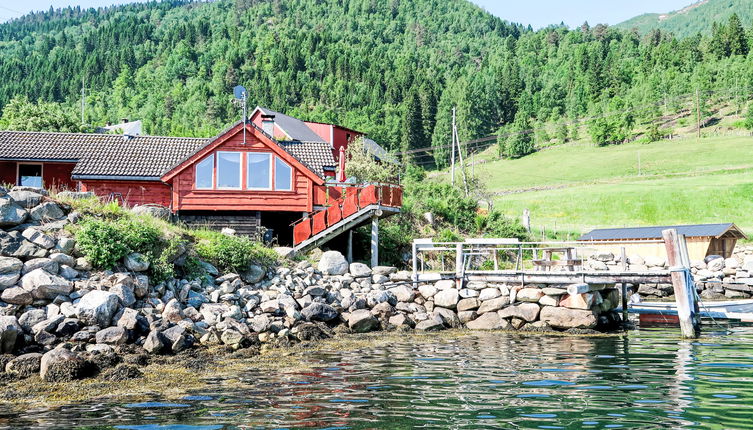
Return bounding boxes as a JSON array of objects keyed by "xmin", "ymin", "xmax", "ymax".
[
  {"xmin": 370, "ymin": 216, "xmax": 379, "ymax": 267},
  {"xmin": 411, "ymin": 240, "xmax": 418, "ymax": 288},
  {"xmin": 621, "ymin": 246, "xmax": 628, "ymax": 323},
  {"xmin": 455, "ymin": 242, "xmax": 464, "ymax": 288},
  {"xmin": 662, "ymin": 229, "xmax": 700, "ymax": 338}
]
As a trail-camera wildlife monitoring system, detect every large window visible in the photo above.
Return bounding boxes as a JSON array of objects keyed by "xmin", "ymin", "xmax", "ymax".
[
  {"xmin": 275, "ymin": 157, "xmax": 293, "ymax": 191},
  {"xmin": 195, "ymin": 155, "xmax": 214, "ymax": 189},
  {"xmin": 18, "ymin": 164, "xmax": 43, "ymax": 187},
  {"xmin": 217, "ymin": 152, "xmax": 241, "ymax": 189},
  {"xmin": 247, "ymin": 153, "xmax": 271, "ymax": 190}
]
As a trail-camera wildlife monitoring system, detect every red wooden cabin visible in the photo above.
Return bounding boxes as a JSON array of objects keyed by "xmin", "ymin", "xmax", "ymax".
[{"xmin": 0, "ymin": 108, "xmax": 399, "ymax": 247}]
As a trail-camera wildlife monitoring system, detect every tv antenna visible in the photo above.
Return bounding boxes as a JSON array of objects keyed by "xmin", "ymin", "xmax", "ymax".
[{"xmin": 233, "ymin": 85, "xmax": 248, "ymax": 144}]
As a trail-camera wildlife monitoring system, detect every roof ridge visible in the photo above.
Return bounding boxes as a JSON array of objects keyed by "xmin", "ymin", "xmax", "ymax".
[{"xmin": 0, "ymin": 129, "xmax": 211, "ymax": 140}]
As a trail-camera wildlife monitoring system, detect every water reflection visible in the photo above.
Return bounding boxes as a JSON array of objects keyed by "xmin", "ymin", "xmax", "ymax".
[{"xmin": 1, "ymin": 327, "xmax": 753, "ymax": 429}]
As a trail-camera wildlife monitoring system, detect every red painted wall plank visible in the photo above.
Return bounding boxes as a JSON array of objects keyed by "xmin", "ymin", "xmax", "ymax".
[{"xmin": 81, "ymin": 180, "xmax": 171, "ymax": 207}]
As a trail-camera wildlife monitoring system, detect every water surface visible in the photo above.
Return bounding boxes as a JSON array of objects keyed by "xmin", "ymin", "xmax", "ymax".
[{"xmin": 2, "ymin": 327, "xmax": 752, "ymax": 429}]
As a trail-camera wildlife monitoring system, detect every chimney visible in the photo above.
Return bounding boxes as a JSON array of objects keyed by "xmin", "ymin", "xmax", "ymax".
[{"xmin": 261, "ymin": 114, "xmax": 275, "ymax": 136}]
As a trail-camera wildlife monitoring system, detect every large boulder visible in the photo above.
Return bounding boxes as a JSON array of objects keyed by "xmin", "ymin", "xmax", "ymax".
[
  {"xmin": 1, "ymin": 287, "xmax": 32, "ymax": 305},
  {"xmin": 5, "ymin": 352, "xmax": 42, "ymax": 378},
  {"xmin": 349, "ymin": 262, "xmax": 372, "ymax": 277},
  {"xmin": 0, "ymin": 196, "xmax": 28, "ymax": 227},
  {"xmin": 477, "ymin": 296, "xmax": 510, "ymax": 314},
  {"xmin": 131, "ymin": 205, "xmax": 170, "ymax": 219},
  {"xmin": 498, "ymin": 303, "xmax": 541, "ymax": 322},
  {"xmin": 0, "ymin": 231, "xmax": 46, "ymax": 259},
  {"xmin": 21, "ymin": 228, "xmax": 56, "ymax": 249},
  {"xmin": 539, "ymin": 306, "xmax": 597, "ymax": 329},
  {"xmin": 317, "ymin": 251, "xmax": 349, "ymax": 275},
  {"xmin": 20, "ymin": 268, "xmax": 72, "ymax": 299},
  {"xmin": 0, "ymin": 256, "xmax": 22, "ymax": 288},
  {"xmin": 389, "ymin": 285, "xmax": 415, "ymax": 302},
  {"xmin": 466, "ymin": 312, "xmax": 507, "ymax": 330},
  {"xmin": 301, "ymin": 302, "xmax": 339, "ymax": 322},
  {"xmin": 434, "ymin": 288, "xmax": 460, "ymax": 309},
  {"xmin": 240, "ymin": 265, "xmax": 265, "ymax": 283},
  {"xmin": 0, "ymin": 316, "xmax": 21, "ymax": 353},
  {"xmin": 8, "ymin": 190, "xmax": 44, "ymax": 209},
  {"xmin": 143, "ymin": 330, "xmax": 166, "ymax": 354},
  {"xmin": 124, "ymin": 253, "xmax": 150, "ymax": 272},
  {"xmin": 76, "ymin": 290, "xmax": 120, "ymax": 327},
  {"xmin": 348, "ymin": 309, "xmax": 380, "ymax": 333},
  {"xmin": 516, "ymin": 288, "xmax": 545, "ymax": 303},
  {"xmin": 40, "ymin": 348, "xmax": 89, "ymax": 382},
  {"xmin": 30, "ymin": 201, "xmax": 65, "ymax": 221},
  {"xmin": 95, "ymin": 327, "xmax": 127, "ymax": 345}
]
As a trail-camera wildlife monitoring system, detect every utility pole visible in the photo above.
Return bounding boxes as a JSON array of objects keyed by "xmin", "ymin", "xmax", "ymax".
[
  {"xmin": 451, "ymin": 107, "xmax": 456, "ymax": 186},
  {"xmin": 696, "ymin": 88, "xmax": 701, "ymax": 143},
  {"xmin": 453, "ymin": 111, "xmax": 468, "ymax": 196},
  {"xmin": 80, "ymin": 76, "xmax": 86, "ymax": 126}
]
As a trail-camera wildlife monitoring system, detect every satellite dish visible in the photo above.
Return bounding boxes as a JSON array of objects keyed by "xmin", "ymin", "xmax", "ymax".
[{"xmin": 233, "ymin": 85, "xmax": 247, "ymax": 100}]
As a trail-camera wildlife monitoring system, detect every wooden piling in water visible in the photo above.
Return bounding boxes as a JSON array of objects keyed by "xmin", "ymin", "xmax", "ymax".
[{"xmin": 662, "ymin": 229, "xmax": 700, "ymax": 338}]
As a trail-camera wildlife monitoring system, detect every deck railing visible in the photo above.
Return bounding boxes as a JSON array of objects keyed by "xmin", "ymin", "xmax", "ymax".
[{"xmin": 293, "ymin": 182, "xmax": 402, "ymax": 245}]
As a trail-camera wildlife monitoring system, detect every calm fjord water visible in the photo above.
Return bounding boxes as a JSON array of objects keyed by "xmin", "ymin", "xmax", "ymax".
[{"xmin": 3, "ymin": 328, "xmax": 753, "ymax": 429}]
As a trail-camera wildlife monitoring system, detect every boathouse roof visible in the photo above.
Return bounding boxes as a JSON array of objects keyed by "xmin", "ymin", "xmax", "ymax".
[{"xmin": 578, "ymin": 223, "xmax": 747, "ymax": 241}]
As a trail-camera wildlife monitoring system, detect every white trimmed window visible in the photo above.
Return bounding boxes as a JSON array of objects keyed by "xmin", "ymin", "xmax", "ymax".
[
  {"xmin": 275, "ymin": 157, "xmax": 293, "ymax": 191},
  {"xmin": 195, "ymin": 154, "xmax": 214, "ymax": 189},
  {"xmin": 247, "ymin": 152, "xmax": 272, "ymax": 190},
  {"xmin": 217, "ymin": 151, "xmax": 242, "ymax": 189}
]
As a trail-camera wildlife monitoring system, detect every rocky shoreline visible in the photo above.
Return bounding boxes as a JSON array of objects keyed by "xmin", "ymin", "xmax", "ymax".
[{"xmin": 0, "ymin": 186, "xmax": 622, "ymax": 386}]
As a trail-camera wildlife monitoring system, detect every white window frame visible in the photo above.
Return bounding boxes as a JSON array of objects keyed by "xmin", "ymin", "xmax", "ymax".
[
  {"xmin": 16, "ymin": 162, "xmax": 44, "ymax": 188},
  {"xmin": 216, "ymin": 151, "xmax": 243, "ymax": 190},
  {"xmin": 247, "ymin": 152, "xmax": 273, "ymax": 191},
  {"xmin": 274, "ymin": 156, "xmax": 293, "ymax": 191},
  {"xmin": 194, "ymin": 154, "xmax": 214, "ymax": 190}
]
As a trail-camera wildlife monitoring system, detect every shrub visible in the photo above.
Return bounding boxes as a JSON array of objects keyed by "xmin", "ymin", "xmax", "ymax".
[
  {"xmin": 193, "ymin": 230, "xmax": 278, "ymax": 273},
  {"xmin": 75, "ymin": 216, "xmax": 162, "ymax": 270}
]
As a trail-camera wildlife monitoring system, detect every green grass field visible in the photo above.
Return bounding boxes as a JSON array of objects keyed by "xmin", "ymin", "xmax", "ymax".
[{"xmin": 438, "ymin": 135, "xmax": 753, "ymax": 236}]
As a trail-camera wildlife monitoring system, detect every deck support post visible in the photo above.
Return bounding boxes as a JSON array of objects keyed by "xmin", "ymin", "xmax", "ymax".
[
  {"xmin": 370, "ymin": 215, "xmax": 378, "ymax": 267},
  {"xmin": 455, "ymin": 243, "xmax": 464, "ymax": 289},
  {"xmin": 346, "ymin": 230, "xmax": 353, "ymax": 263},
  {"xmin": 620, "ymin": 247, "xmax": 628, "ymax": 323},
  {"xmin": 412, "ymin": 241, "xmax": 418, "ymax": 288},
  {"xmin": 662, "ymin": 229, "xmax": 700, "ymax": 339}
]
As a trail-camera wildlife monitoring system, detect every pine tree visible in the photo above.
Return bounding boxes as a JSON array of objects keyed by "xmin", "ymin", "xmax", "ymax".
[
  {"xmin": 727, "ymin": 14, "xmax": 748, "ymax": 56},
  {"xmin": 503, "ymin": 113, "xmax": 534, "ymax": 158},
  {"xmin": 403, "ymin": 91, "xmax": 425, "ymax": 153},
  {"xmin": 744, "ymin": 103, "xmax": 753, "ymax": 131}
]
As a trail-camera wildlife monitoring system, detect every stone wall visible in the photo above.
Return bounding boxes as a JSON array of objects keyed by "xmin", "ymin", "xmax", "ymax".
[
  {"xmin": 584, "ymin": 247, "xmax": 753, "ymax": 300},
  {"xmin": 0, "ymin": 186, "xmax": 622, "ymax": 384}
]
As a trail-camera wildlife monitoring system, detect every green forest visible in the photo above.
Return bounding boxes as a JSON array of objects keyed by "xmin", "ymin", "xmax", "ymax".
[
  {"xmin": 617, "ymin": 0, "xmax": 753, "ymax": 37},
  {"xmin": 1, "ymin": 0, "xmax": 753, "ymax": 167}
]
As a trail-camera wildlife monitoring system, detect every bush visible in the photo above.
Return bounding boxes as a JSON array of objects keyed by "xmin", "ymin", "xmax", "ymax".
[
  {"xmin": 75, "ymin": 216, "xmax": 162, "ymax": 270},
  {"xmin": 193, "ymin": 230, "xmax": 278, "ymax": 273}
]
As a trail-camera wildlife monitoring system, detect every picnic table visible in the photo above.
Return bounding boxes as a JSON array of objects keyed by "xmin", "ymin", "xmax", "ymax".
[{"xmin": 532, "ymin": 247, "xmax": 582, "ymax": 272}]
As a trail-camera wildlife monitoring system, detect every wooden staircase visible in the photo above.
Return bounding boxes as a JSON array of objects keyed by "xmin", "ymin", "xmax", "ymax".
[{"xmin": 292, "ymin": 183, "xmax": 402, "ymax": 256}]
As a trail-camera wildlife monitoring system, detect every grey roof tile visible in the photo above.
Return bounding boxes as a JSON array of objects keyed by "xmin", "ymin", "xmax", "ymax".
[
  {"xmin": 578, "ymin": 223, "xmax": 745, "ymax": 241},
  {"xmin": 259, "ymin": 107, "xmax": 327, "ymax": 143}
]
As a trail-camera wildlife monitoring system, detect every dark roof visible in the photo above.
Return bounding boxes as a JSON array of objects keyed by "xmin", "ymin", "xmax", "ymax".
[
  {"xmin": 363, "ymin": 138, "xmax": 398, "ymax": 165},
  {"xmin": 579, "ymin": 223, "xmax": 747, "ymax": 241},
  {"xmin": 0, "ymin": 131, "xmax": 207, "ymax": 179},
  {"xmin": 278, "ymin": 140, "xmax": 336, "ymax": 177},
  {"xmin": 258, "ymin": 107, "xmax": 326, "ymax": 143}
]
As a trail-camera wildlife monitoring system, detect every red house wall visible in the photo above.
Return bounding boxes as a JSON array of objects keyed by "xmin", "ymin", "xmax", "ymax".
[
  {"xmin": 0, "ymin": 161, "xmax": 76, "ymax": 190},
  {"xmin": 170, "ymin": 132, "xmax": 313, "ymax": 213},
  {"xmin": 332, "ymin": 126, "xmax": 362, "ymax": 156},
  {"xmin": 0, "ymin": 162, "xmax": 14, "ymax": 185},
  {"xmin": 80, "ymin": 180, "xmax": 171, "ymax": 208},
  {"xmin": 305, "ymin": 122, "xmax": 332, "ymax": 144}
]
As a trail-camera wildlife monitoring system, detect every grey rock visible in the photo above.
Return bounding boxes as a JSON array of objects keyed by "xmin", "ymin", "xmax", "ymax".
[
  {"xmin": 220, "ymin": 329, "xmax": 244, "ymax": 346},
  {"xmin": 478, "ymin": 287, "xmax": 501, "ymax": 301},
  {"xmin": 21, "ymin": 268, "xmax": 72, "ymax": 299},
  {"xmin": 0, "ymin": 231, "xmax": 46, "ymax": 259},
  {"xmin": 76, "ymin": 290, "xmax": 119, "ymax": 327},
  {"xmin": 34, "ymin": 330, "xmax": 56, "ymax": 346},
  {"xmin": 1, "ymin": 287, "xmax": 32, "ymax": 305},
  {"xmin": 0, "ymin": 196, "xmax": 28, "ymax": 227},
  {"xmin": 418, "ymin": 284, "xmax": 438, "ymax": 299},
  {"xmin": 49, "ymin": 252, "xmax": 76, "ymax": 267},
  {"xmin": 131, "ymin": 205, "xmax": 170, "ymax": 219},
  {"xmin": 0, "ymin": 257, "xmax": 23, "ymax": 274},
  {"xmin": 199, "ymin": 261, "xmax": 219, "ymax": 276},
  {"xmin": 432, "ymin": 307, "xmax": 461, "ymax": 328},
  {"xmin": 318, "ymin": 251, "xmax": 349, "ymax": 275},
  {"xmin": 301, "ymin": 302, "xmax": 338, "ymax": 322},
  {"xmin": 55, "ymin": 237, "xmax": 76, "ymax": 255},
  {"xmin": 415, "ymin": 318, "xmax": 445, "ymax": 331},
  {"xmin": 0, "ymin": 272, "xmax": 20, "ymax": 289},
  {"xmin": 58, "ymin": 265, "xmax": 79, "ymax": 280},
  {"xmin": 250, "ymin": 314, "xmax": 272, "ymax": 333},
  {"xmin": 349, "ymin": 262, "xmax": 372, "ymax": 277},
  {"xmin": 31, "ymin": 315, "xmax": 64, "ymax": 335},
  {"xmin": 5, "ymin": 352, "xmax": 42, "ymax": 378},
  {"xmin": 116, "ymin": 308, "xmax": 141, "ymax": 331},
  {"xmin": 372, "ymin": 266, "xmax": 398, "ymax": 276},
  {"xmin": 143, "ymin": 331, "xmax": 166, "ymax": 354},
  {"xmin": 124, "ymin": 253, "xmax": 150, "ymax": 272},
  {"xmin": 348, "ymin": 309, "xmax": 380, "ymax": 333},
  {"xmin": 18, "ymin": 309, "xmax": 47, "ymax": 332},
  {"xmin": 389, "ymin": 285, "xmax": 415, "ymax": 302},
  {"xmin": 96, "ymin": 326, "xmax": 128, "ymax": 345},
  {"xmin": 433, "ymin": 288, "xmax": 460, "ymax": 309},
  {"xmin": 162, "ymin": 299, "xmax": 184, "ymax": 323},
  {"xmin": 457, "ymin": 297, "xmax": 481, "ymax": 311},
  {"xmin": 498, "ymin": 303, "xmax": 541, "ymax": 322},
  {"xmin": 21, "ymin": 228, "xmax": 55, "ymax": 249},
  {"xmin": 30, "ymin": 201, "xmax": 65, "ymax": 221},
  {"xmin": 162, "ymin": 325, "xmax": 188, "ymax": 353},
  {"xmin": 22, "ymin": 258, "xmax": 59, "ymax": 275},
  {"xmin": 8, "ymin": 190, "xmax": 44, "ymax": 208},
  {"xmin": 540, "ymin": 306, "xmax": 597, "ymax": 329},
  {"xmin": 0, "ymin": 316, "xmax": 21, "ymax": 353},
  {"xmin": 466, "ymin": 312, "xmax": 506, "ymax": 330},
  {"xmin": 240, "ymin": 265, "xmax": 265, "ymax": 283},
  {"xmin": 477, "ymin": 296, "xmax": 510, "ymax": 314},
  {"xmin": 40, "ymin": 348, "xmax": 89, "ymax": 382},
  {"xmin": 111, "ymin": 284, "xmax": 136, "ymax": 307}
]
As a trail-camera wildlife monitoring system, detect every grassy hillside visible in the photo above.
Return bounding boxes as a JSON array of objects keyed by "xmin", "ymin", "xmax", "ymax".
[
  {"xmin": 438, "ymin": 134, "xmax": 753, "ymax": 237},
  {"xmin": 616, "ymin": 0, "xmax": 753, "ymax": 36}
]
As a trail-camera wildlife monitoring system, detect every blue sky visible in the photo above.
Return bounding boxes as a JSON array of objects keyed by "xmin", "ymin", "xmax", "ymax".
[{"xmin": 1, "ymin": 0, "xmax": 694, "ymax": 27}]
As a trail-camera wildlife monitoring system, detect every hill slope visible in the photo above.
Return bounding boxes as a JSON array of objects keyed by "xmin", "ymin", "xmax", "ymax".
[{"xmin": 616, "ymin": 0, "xmax": 753, "ymax": 37}]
